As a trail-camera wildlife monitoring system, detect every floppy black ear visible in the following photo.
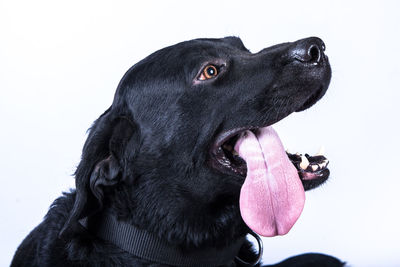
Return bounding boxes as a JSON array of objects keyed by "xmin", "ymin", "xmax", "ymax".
[{"xmin": 60, "ymin": 109, "xmax": 136, "ymax": 238}]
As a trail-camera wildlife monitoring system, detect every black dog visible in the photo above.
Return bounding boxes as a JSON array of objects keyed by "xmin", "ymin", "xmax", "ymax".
[{"xmin": 12, "ymin": 37, "xmax": 344, "ymax": 267}]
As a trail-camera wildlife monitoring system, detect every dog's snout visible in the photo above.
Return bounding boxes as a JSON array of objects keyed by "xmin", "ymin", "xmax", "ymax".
[{"xmin": 289, "ymin": 37, "xmax": 325, "ymax": 64}]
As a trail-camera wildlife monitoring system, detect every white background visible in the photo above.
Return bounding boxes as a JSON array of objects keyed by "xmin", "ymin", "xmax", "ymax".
[{"xmin": 1, "ymin": 0, "xmax": 399, "ymax": 266}]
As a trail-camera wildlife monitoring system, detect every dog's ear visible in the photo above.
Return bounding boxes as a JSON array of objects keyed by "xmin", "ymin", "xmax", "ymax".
[{"xmin": 60, "ymin": 109, "xmax": 136, "ymax": 238}]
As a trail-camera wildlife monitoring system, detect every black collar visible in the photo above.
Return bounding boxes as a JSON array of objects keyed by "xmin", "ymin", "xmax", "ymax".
[{"xmin": 82, "ymin": 212, "xmax": 248, "ymax": 267}]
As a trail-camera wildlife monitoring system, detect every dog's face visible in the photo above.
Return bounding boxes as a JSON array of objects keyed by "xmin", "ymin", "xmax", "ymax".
[{"xmin": 64, "ymin": 37, "xmax": 331, "ymax": 248}]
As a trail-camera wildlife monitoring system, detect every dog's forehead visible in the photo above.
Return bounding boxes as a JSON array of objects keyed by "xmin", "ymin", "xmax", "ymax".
[
  {"xmin": 194, "ymin": 36, "xmax": 247, "ymax": 50},
  {"xmin": 158, "ymin": 36, "xmax": 248, "ymax": 59},
  {"xmin": 220, "ymin": 36, "xmax": 248, "ymax": 51},
  {"xmin": 186, "ymin": 36, "xmax": 249, "ymax": 54}
]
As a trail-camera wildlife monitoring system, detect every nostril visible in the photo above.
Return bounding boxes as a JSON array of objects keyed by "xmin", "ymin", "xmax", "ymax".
[
  {"xmin": 321, "ymin": 42, "xmax": 326, "ymax": 52},
  {"xmin": 289, "ymin": 37, "xmax": 326, "ymax": 64},
  {"xmin": 308, "ymin": 45, "xmax": 321, "ymax": 63}
]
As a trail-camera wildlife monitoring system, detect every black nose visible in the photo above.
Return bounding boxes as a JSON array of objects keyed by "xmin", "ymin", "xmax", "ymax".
[{"xmin": 289, "ymin": 37, "xmax": 325, "ymax": 64}]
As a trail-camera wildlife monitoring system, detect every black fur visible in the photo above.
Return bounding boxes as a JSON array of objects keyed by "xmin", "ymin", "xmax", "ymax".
[{"xmin": 12, "ymin": 37, "xmax": 344, "ymax": 267}]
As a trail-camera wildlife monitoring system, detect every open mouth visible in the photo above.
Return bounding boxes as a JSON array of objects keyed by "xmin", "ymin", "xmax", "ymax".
[
  {"xmin": 210, "ymin": 126, "xmax": 330, "ymax": 188},
  {"xmin": 209, "ymin": 125, "xmax": 330, "ymax": 237}
]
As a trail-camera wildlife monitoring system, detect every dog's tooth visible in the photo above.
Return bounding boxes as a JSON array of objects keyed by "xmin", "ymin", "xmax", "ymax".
[
  {"xmin": 311, "ymin": 164, "xmax": 319, "ymax": 171},
  {"xmin": 232, "ymin": 150, "xmax": 238, "ymax": 156},
  {"xmin": 300, "ymin": 155, "xmax": 310, "ymax": 170},
  {"xmin": 316, "ymin": 146, "xmax": 325, "ymax": 156},
  {"xmin": 320, "ymin": 160, "xmax": 329, "ymax": 168}
]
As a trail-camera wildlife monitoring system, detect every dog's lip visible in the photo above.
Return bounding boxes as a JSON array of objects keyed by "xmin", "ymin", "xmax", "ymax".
[
  {"xmin": 213, "ymin": 126, "xmax": 255, "ymax": 149},
  {"xmin": 209, "ymin": 126, "xmax": 255, "ymax": 177},
  {"xmin": 286, "ymin": 152, "xmax": 330, "ymax": 190}
]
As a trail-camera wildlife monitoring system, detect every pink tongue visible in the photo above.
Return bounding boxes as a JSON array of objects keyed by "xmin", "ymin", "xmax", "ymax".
[{"xmin": 234, "ymin": 126, "xmax": 305, "ymax": 237}]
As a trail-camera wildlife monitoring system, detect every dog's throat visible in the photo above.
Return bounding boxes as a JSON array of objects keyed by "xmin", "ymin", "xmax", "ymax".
[{"xmin": 81, "ymin": 212, "xmax": 246, "ymax": 267}]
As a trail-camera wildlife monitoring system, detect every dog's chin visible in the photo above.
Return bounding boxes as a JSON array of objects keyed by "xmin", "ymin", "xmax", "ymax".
[
  {"xmin": 295, "ymin": 85, "xmax": 326, "ymax": 112},
  {"xmin": 208, "ymin": 125, "xmax": 330, "ymax": 191}
]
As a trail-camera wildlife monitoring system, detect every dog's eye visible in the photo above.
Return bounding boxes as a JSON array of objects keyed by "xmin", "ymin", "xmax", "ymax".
[{"xmin": 198, "ymin": 65, "xmax": 218, "ymax": 80}]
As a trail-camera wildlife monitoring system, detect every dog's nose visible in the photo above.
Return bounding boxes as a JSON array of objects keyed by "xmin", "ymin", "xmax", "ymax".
[{"xmin": 289, "ymin": 37, "xmax": 325, "ymax": 64}]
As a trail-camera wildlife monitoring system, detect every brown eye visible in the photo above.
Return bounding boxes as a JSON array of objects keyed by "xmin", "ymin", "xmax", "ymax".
[{"xmin": 198, "ymin": 65, "xmax": 218, "ymax": 80}]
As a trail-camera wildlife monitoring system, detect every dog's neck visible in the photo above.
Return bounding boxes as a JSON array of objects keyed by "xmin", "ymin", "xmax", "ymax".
[{"xmin": 81, "ymin": 211, "xmax": 246, "ymax": 266}]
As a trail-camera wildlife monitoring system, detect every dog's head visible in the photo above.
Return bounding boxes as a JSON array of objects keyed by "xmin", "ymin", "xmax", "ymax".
[{"xmin": 62, "ymin": 37, "xmax": 331, "ymax": 248}]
